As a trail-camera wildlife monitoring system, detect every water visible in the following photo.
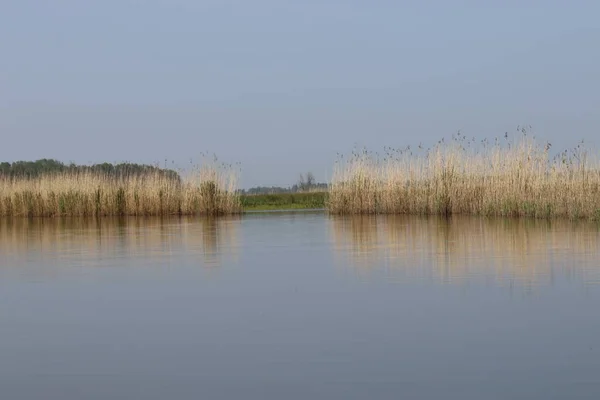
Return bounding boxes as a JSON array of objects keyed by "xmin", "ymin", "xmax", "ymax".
[{"xmin": 1, "ymin": 213, "xmax": 600, "ymax": 399}]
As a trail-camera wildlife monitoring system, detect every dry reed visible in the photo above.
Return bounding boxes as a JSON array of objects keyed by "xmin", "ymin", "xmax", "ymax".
[
  {"xmin": 0, "ymin": 159, "xmax": 241, "ymax": 217},
  {"xmin": 328, "ymin": 132, "xmax": 600, "ymax": 219}
]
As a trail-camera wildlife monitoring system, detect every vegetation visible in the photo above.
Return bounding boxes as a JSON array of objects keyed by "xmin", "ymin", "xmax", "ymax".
[
  {"xmin": 7, "ymin": 129, "xmax": 600, "ymax": 219},
  {"xmin": 0, "ymin": 159, "xmax": 180, "ymax": 181},
  {"xmin": 0, "ymin": 159, "xmax": 330, "ymax": 215},
  {"xmin": 239, "ymin": 171, "xmax": 327, "ymax": 194},
  {"xmin": 0, "ymin": 160, "xmax": 240, "ymax": 217},
  {"xmin": 328, "ymin": 129, "xmax": 600, "ymax": 220},
  {"xmin": 241, "ymin": 192, "xmax": 327, "ymax": 210}
]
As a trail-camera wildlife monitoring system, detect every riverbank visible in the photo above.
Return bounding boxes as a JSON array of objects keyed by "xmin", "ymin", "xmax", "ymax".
[
  {"xmin": 0, "ymin": 166, "xmax": 241, "ymax": 217},
  {"xmin": 0, "ymin": 174, "xmax": 327, "ymax": 216},
  {"xmin": 240, "ymin": 192, "xmax": 327, "ymax": 211},
  {"xmin": 329, "ymin": 134, "xmax": 600, "ymax": 219},
  {"xmin": 4, "ymin": 134, "xmax": 600, "ymax": 219}
]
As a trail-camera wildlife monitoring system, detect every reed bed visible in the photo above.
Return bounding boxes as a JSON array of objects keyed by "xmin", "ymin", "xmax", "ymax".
[
  {"xmin": 328, "ymin": 132, "xmax": 600, "ymax": 219},
  {"xmin": 0, "ymin": 160, "xmax": 241, "ymax": 217}
]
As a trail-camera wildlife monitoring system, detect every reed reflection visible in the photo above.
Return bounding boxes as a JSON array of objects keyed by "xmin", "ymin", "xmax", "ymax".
[
  {"xmin": 0, "ymin": 216, "xmax": 240, "ymax": 271},
  {"xmin": 330, "ymin": 215, "xmax": 600, "ymax": 288}
]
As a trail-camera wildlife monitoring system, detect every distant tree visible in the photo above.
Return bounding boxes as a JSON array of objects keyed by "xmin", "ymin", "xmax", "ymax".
[
  {"xmin": 232, "ymin": 172, "xmax": 330, "ymax": 195},
  {"xmin": 0, "ymin": 159, "xmax": 181, "ymax": 182},
  {"xmin": 244, "ymin": 186, "xmax": 290, "ymax": 195},
  {"xmin": 0, "ymin": 162, "xmax": 11, "ymax": 175},
  {"xmin": 298, "ymin": 171, "xmax": 316, "ymax": 192}
]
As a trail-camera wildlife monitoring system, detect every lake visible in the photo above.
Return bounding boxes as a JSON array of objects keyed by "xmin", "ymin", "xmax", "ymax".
[{"xmin": 1, "ymin": 213, "xmax": 599, "ymax": 399}]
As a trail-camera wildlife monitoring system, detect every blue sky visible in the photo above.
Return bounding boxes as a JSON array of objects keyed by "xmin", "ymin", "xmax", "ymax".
[{"xmin": 1, "ymin": 1, "xmax": 599, "ymax": 188}]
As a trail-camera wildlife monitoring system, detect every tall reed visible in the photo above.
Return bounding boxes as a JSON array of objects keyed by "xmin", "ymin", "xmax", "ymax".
[
  {"xmin": 328, "ymin": 132, "xmax": 600, "ymax": 219},
  {"xmin": 0, "ymin": 159, "xmax": 241, "ymax": 217}
]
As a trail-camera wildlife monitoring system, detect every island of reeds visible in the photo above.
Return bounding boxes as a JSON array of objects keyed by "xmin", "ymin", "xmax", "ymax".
[
  {"xmin": 0, "ymin": 159, "xmax": 241, "ymax": 217},
  {"xmin": 328, "ymin": 130, "xmax": 600, "ymax": 220}
]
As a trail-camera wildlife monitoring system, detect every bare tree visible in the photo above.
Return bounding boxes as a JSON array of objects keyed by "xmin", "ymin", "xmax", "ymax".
[{"xmin": 298, "ymin": 171, "xmax": 315, "ymax": 192}]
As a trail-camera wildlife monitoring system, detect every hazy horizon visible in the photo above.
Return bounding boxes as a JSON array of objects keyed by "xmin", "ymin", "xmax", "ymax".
[{"xmin": 2, "ymin": 1, "xmax": 599, "ymax": 188}]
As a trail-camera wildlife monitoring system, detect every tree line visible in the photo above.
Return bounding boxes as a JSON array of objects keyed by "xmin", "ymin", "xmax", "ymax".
[
  {"xmin": 1, "ymin": 160, "xmax": 328, "ymax": 193},
  {"xmin": 239, "ymin": 172, "xmax": 328, "ymax": 194},
  {"xmin": 0, "ymin": 159, "xmax": 180, "ymax": 181}
]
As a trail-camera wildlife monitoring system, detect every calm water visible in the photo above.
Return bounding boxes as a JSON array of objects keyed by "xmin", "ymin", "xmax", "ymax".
[{"xmin": 1, "ymin": 213, "xmax": 600, "ymax": 399}]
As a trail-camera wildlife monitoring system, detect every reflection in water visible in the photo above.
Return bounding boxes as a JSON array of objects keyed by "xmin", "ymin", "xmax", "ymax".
[
  {"xmin": 330, "ymin": 215, "xmax": 600, "ymax": 288},
  {"xmin": 2, "ymin": 212, "xmax": 600, "ymax": 399},
  {"xmin": 0, "ymin": 216, "xmax": 240, "ymax": 270},
  {"xmin": 199, "ymin": 217, "xmax": 230, "ymax": 267}
]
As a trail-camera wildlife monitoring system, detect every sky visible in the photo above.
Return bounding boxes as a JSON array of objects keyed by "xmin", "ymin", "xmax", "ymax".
[{"xmin": 1, "ymin": 1, "xmax": 599, "ymax": 188}]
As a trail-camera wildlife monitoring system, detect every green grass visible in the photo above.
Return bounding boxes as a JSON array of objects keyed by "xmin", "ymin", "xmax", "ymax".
[{"xmin": 240, "ymin": 192, "xmax": 327, "ymax": 211}]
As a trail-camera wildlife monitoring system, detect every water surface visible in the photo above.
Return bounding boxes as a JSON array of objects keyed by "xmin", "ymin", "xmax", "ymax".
[{"xmin": 1, "ymin": 214, "xmax": 599, "ymax": 399}]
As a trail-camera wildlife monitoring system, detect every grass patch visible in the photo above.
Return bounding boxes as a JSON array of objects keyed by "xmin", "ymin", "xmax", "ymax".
[{"xmin": 241, "ymin": 192, "xmax": 327, "ymax": 210}]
